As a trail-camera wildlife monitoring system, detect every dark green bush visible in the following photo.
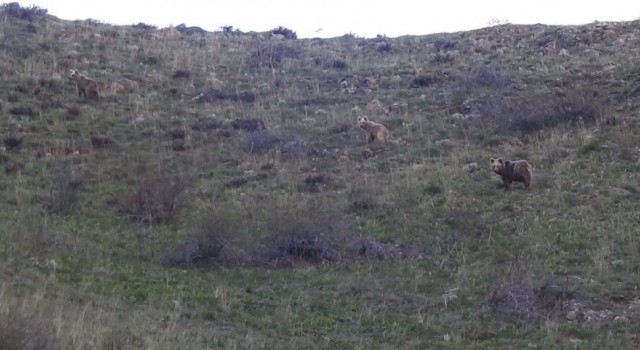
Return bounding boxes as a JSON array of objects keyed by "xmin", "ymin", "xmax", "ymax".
[
  {"xmin": 1, "ymin": 2, "xmax": 47, "ymax": 22},
  {"xmin": 270, "ymin": 26, "xmax": 297, "ymax": 40}
]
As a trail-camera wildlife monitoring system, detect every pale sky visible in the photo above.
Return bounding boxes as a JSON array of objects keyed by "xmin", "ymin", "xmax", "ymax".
[{"xmin": 16, "ymin": 0, "xmax": 640, "ymax": 38}]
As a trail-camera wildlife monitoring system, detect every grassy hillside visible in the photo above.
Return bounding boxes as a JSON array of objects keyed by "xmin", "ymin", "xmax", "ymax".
[{"xmin": 1, "ymin": 3, "xmax": 639, "ymax": 349}]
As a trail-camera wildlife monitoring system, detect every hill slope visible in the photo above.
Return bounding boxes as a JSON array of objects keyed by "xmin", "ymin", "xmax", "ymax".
[{"xmin": 1, "ymin": 4, "xmax": 639, "ymax": 349}]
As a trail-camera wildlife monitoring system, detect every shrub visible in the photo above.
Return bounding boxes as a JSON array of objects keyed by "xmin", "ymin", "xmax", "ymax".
[
  {"xmin": 90, "ymin": 134, "xmax": 111, "ymax": 148},
  {"xmin": 139, "ymin": 55, "xmax": 160, "ymax": 65},
  {"xmin": 247, "ymin": 42, "xmax": 299, "ymax": 69},
  {"xmin": 270, "ymin": 26, "xmax": 297, "ymax": 40},
  {"xmin": 24, "ymin": 23, "xmax": 37, "ymax": 33},
  {"xmin": 256, "ymin": 229, "xmax": 336, "ymax": 267},
  {"xmin": 232, "ymin": 118, "xmax": 266, "ymax": 132},
  {"xmin": 482, "ymin": 90, "xmax": 604, "ymax": 134},
  {"xmin": 172, "ymin": 70, "xmax": 191, "ymax": 80},
  {"xmin": 0, "ymin": 2, "xmax": 48, "ymax": 22},
  {"xmin": 278, "ymin": 138, "xmax": 316, "ymax": 159},
  {"xmin": 353, "ymin": 237, "xmax": 401, "ymax": 260},
  {"xmin": 470, "ymin": 63, "xmax": 509, "ymax": 89},
  {"xmin": 9, "ymin": 105, "xmax": 39, "ymax": 117},
  {"xmin": 3, "ymin": 133, "xmax": 23, "ymax": 150},
  {"xmin": 488, "ymin": 278, "xmax": 539, "ymax": 324},
  {"xmin": 330, "ymin": 123, "xmax": 350, "ymax": 134},
  {"xmin": 244, "ymin": 130, "xmax": 279, "ymax": 153},
  {"xmin": 375, "ymin": 41, "xmax": 392, "ymax": 53},
  {"xmin": 168, "ymin": 128, "xmax": 186, "ymax": 140},
  {"xmin": 449, "ymin": 63, "xmax": 511, "ymax": 111},
  {"xmin": 66, "ymin": 106, "xmax": 81, "ymax": 119},
  {"xmin": 83, "ymin": 18, "xmax": 103, "ymax": 26},
  {"xmin": 347, "ymin": 194, "xmax": 378, "ymax": 214},
  {"xmin": 162, "ymin": 210, "xmax": 245, "ymax": 267},
  {"xmin": 176, "ymin": 23, "xmax": 206, "ymax": 35},
  {"xmin": 225, "ymin": 177, "xmax": 249, "ymax": 188},
  {"xmin": 409, "ymin": 74, "xmax": 438, "ymax": 88},
  {"xmin": 117, "ymin": 175, "xmax": 185, "ymax": 226},
  {"xmin": 191, "ymin": 116, "xmax": 222, "ymax": 131},
  {"xmin": 431, "ymin": 53, "xmax": 455, "ymax": 65},
  {"xmin": 302, "ymin": 170, "xmax": 328, "ymax": 192},
  {"xmin": 238, "ymin": 90, "xmax": 256, "ymax": 103},
  {"xmin": 44, "ymin": 160, "xmax": 84, "ymax": 215},
  {"xmin": 220, "ymin": 25, "xmax": 234, "ymax": 33},
  {"xmin": 131, "ymin": 22, "xmax": 156, "ymax": 31},
  {"xmin": 332, "ymin": 59, "xmax": 348, "ymax": 69},
  {"xmin": 424, "ymin": 180, "xmax": 444, "ymax": 195},
  {"xmin": 433, "ymin": 38, "xmax": 456, "ymax": 52},
  {"xmin": 312, "ymin": 56, "xmax": 348, "ymax": 70},
  {"xmin": 250, "ymin": 198, "xmax": 353, "ymax": 267},
  {"xmin": 488, "ymin": 275, "xmax": 580, "ymax": 325},
  {"xmin": 161, "ymin": 234, "xmax": 226, "ymax": 267}
]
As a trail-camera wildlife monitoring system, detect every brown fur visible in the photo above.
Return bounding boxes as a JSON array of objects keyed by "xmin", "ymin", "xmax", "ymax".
[
  {"xmin": 490, "ymin": 158, "xmax": 533, "ymax": 190},
  {"xmin": 69, "ymin": 69, "xmax": 99, "ymax": 99},
  {"xmin": 358, "ymin": 116, "xmax": 390, "ymax": 145}
]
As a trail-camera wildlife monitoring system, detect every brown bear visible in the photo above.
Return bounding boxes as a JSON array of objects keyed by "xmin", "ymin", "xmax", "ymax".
[
  {"xmin": 69, "ymin": 69, "xmax": 99, "ymax": 99},
  {"xmin": 357, "ymin": 116, "xmax": 390, "ymax": 145},
  {"xmin": 490, "ymin": 158, "xmax": 533, "ymax": 190}
]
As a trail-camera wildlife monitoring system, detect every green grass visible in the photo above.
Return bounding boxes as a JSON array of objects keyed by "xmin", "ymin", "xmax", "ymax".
[{"xmin": 1, "ymin": 4, "xmax": 640, "ymax": 349}]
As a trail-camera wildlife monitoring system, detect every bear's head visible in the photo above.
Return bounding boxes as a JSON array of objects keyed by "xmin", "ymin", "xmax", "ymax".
[
  {"xmin": 69, "ymin": 69, "xmax": 82, "ymax": 81},
  {"xmin": 358, "ymin": 116, "xmax": 370, "ymax": 127},
  {"xmin": 490, "ymin": 158, "xmax": 509, "ymax": 175}
]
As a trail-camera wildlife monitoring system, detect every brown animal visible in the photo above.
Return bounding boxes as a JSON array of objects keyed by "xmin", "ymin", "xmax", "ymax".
[
  {"xmin": 490, "ymin": 158, "xmax": 533, "ymax": 190},
  {"xmin": 69, "ymin": 69, "xmax": 99, "ymax": 98},
  {"xmin": 358, "ymin": 116, "xmax": 390, "ymax": 145}
]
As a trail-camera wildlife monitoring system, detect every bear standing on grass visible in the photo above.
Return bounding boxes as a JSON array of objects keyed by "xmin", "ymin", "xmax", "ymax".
[
  {"xmin": 490, "ymin": 158, "xmax": 533, "ymax": 190},
  {"xmin": 69, "ymin": 69, "xmax": 99, "ymax": 99},
  {"xmin": 357, "ymin": 116, "xmax": 390, "ymax": 145}
]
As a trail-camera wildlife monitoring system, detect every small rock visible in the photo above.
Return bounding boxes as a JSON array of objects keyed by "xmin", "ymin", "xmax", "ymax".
[
  {"xmin": 583, "ymin": 309, "xmax": 613, "ymax": 323},
  {"xmin": 629, "ymin": 298, "xmax": 640, "ymax": 311},
  {"xmin": 566, "ymin": 310, "xmax": 578, "ymax": 321},
  {"xmin": 366, "ymin": 99, "xmax": 384, "ymax": 111},
  {"xmin": 614, "ymin": 316, "xmax": 629, "ymax": 323},
  {"xmin": 463, "ymin": 162, "xmax": 479, "ymax": 173}
]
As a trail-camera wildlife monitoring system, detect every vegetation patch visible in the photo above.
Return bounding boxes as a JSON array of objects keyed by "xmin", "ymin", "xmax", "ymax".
[{"xmin": 0, "ymin": 6, "xmax": 638, "ymax": 348}]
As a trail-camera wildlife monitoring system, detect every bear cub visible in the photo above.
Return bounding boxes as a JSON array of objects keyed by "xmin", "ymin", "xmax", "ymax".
[
  {"xmin": 357, "ymin": 116, "xmax": 390, "ymax": 145},
  {"xmin": 490, "ymin": 158, "xmax": 533, "ymax": 190},
  {"xmin": 69, "ymin": 69, "xmax": 99, "ymax": 99}
]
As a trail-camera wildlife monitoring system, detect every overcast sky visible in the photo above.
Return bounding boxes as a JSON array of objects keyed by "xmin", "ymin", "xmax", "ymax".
[{"xmin": 16, "ymin": 0, "xmax": 640, "ymax": 38}]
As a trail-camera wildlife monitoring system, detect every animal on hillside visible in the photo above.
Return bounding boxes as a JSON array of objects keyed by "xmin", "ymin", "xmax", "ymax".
[
  {"xmin": 357, "ymin": 116, "xmax": 390, "ymax": 145},
  {"xmin": 69, "ymin": 69, "xmax": 99, "ymax": 99},
  {"xmin": 490, "ymin": 158, "xmax": 533, "ymax": 190}
]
